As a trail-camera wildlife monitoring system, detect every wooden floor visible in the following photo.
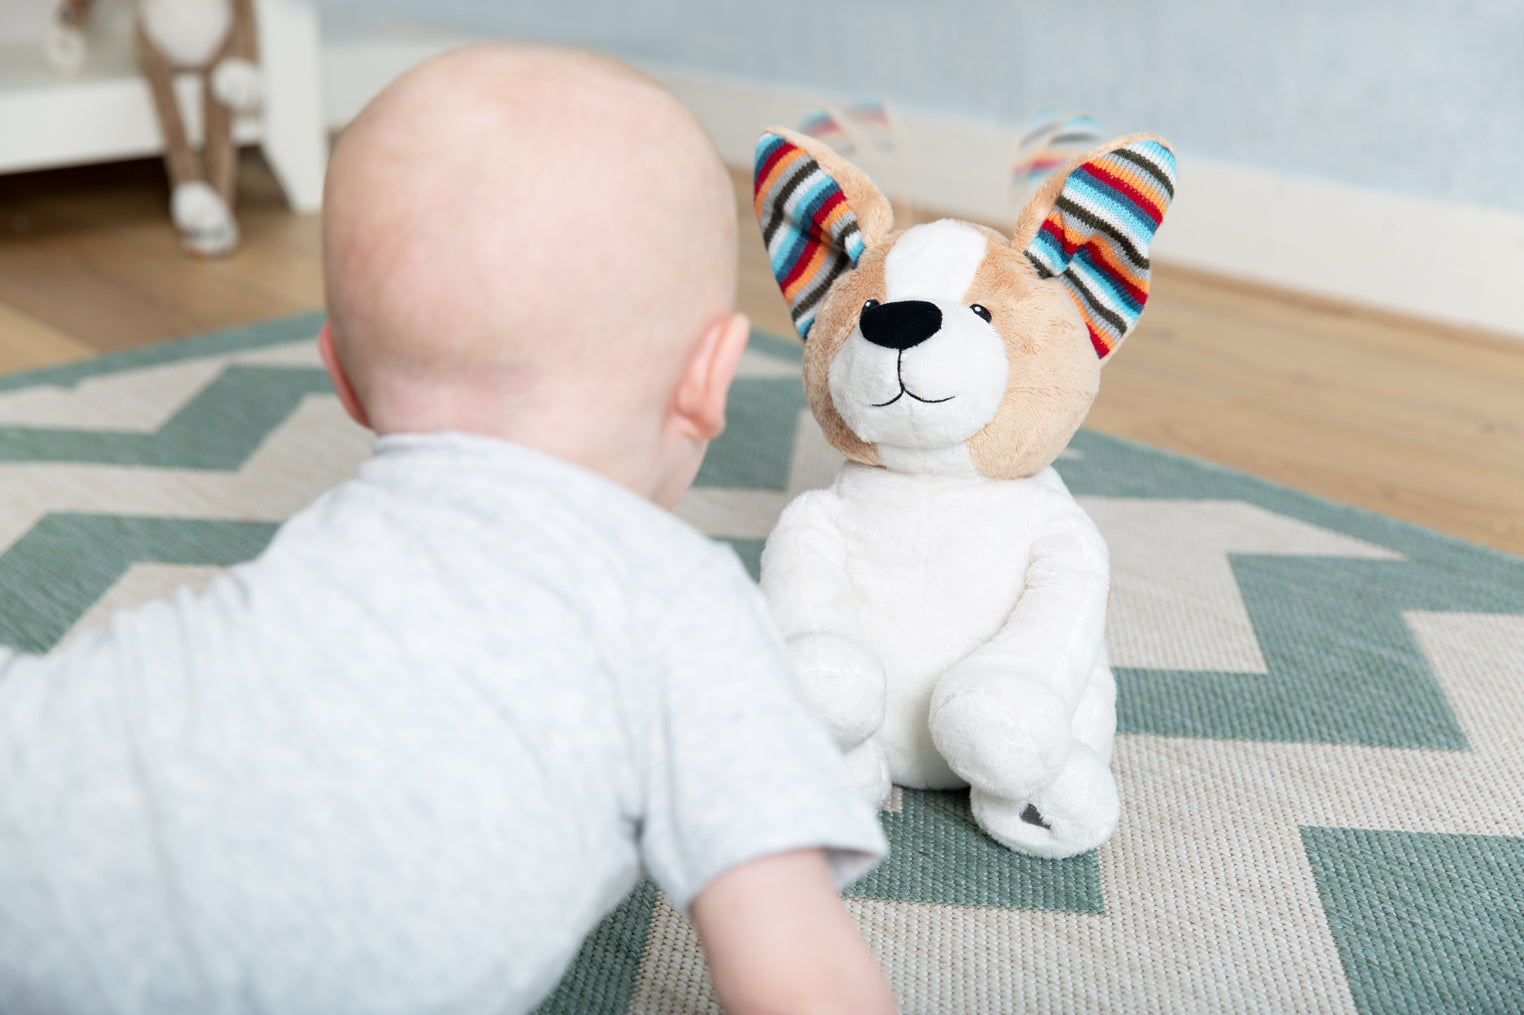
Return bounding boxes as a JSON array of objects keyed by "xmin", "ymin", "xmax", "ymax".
[{"xmin": 4, "ymin": 153, "xmax": 1523, "ymax": 556}]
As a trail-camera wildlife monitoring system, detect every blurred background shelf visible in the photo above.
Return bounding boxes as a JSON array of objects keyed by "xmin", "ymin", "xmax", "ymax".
[{"xmin": 0, "ymin": 0, "xmax": 326, "ymax": 212}]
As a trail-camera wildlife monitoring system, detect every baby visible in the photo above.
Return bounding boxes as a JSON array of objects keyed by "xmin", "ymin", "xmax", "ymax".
[{"xmin": 0, "ymin": 45, "xmax": 898, "ymax": 1015}]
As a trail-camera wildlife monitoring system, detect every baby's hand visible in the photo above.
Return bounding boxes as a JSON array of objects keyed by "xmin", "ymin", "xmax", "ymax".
[
  {"xmin": 691, "ymin": 848, "xmax": 899, "ymax": 1015},
  {"xmin": 786, "ymin": 632, "xmax": 886, "ymax": 750}
]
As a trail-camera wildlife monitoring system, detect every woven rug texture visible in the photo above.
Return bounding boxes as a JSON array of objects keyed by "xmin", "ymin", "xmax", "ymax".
[{"xmin": 1, "ymin": 313, "xmax": 1521, "ymax": 1014}]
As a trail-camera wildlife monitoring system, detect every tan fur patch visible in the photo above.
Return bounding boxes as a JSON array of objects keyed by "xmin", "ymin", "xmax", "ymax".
[
  {"xmin": 801, "ymin": 243, "xmax": 893, "ymax": 467},
  {"xmin": 805, "ymin": 223, "xmax": 1104, "ymax": 479},
  {"xmin": 963, "ymin": 243, "xmax": 1100, "ymax": 480}
]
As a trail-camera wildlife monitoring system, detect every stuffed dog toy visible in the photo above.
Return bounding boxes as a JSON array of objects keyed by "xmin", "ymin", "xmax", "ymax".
[
  {"xmin": 46, "ymin": 0, "xmax": 261, "ymax": 256},
  {"xmin": 753, "ymin": 127, "xmax": 1175, "ymax": 858}
]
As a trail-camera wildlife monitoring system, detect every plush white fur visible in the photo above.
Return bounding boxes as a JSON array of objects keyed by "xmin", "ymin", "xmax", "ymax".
[
  {"xmin": 755, "ymin": 129, "xmax": 1171, "ymax": 858},
  {"xmin": 211, "ymin": 56, "xmax": 263, "ymax": 110},
  {"xmin": 771, "ymin": 247, "xmax": 1123, "ymax": 855},
  {"xmin": 761, "ymin": 463, "xmax": 1119, "ymax": 858},
  {"xmin": 170, "ymin": 180, "xmax": 239, "ymax": 256}
]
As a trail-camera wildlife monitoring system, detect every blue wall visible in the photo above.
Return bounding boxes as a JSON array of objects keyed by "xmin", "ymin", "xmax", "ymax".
[{"xmin": 321, "ymin": 0, "xmax": 1524, "ymax": 215}]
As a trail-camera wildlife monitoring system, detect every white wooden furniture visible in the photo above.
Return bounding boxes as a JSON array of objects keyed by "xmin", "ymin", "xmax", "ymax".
[{"xmin": 0, "ymin": 0, "xmax": 327, "ymax": 212}]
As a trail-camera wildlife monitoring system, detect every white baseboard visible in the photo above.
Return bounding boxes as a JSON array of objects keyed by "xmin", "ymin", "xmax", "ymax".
[{"xmin": 323, "ymin": 31, "xmax": 1524, "ymax": 341}]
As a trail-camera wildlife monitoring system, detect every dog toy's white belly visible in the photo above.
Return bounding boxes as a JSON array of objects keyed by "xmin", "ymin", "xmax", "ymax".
[{"xmin": 833, "ymin": 464, "xmax": 1045, "ymax": 787}]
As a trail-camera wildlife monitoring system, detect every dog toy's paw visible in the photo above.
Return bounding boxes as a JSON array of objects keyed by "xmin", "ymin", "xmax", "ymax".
[
  {"xmin": 930, "ymin": 672, "xmax": 1071, "ymax": 800},
  {"xmin": 786, "ymin": 632, "xmax": 886, "ymax": 750},
  {"xmin": 171, "ymin": 181, "xmax": 231, "ymax": 232},
  {"xmin": 843, "ymin": 737, "xmax": 892, "ymax": 810},
  {"xmin": 170, "ymin": 182, "xmax": 239, "ymax": 258},
  {"xmin": 181, "ymin": 219, "xmax": 240, "ymax": 259},
  {"xmin": 970, "ymin": 743, "xmax": 1119, "ymax": 858},
  {"xmin": 211, "ymin": 57, "xmax": 263, "ymax": 111}
]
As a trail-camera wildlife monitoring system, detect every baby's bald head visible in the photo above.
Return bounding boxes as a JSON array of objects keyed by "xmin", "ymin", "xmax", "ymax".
[{"xmin": 323, "ymin": 45, "xmax": 739, "ymax": 434}]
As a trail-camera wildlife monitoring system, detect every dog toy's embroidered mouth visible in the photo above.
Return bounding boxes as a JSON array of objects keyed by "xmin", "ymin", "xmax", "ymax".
[
  {"xmin": 871, "ymin": 385, "xmax": 955, "ymax": 408},
  {"xmin": 870, "ymin": 349, "xmax": 957, "ymax": 407}
]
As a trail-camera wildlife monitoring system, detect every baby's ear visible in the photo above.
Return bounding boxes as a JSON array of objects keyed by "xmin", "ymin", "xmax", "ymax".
[
  {"xmin": 1014, "ymin": 134, "xmax": 1177, "ymax": 360},
  {"xmin": 754, "ymin": 127, "xmax": 894, "ymax": 341}
]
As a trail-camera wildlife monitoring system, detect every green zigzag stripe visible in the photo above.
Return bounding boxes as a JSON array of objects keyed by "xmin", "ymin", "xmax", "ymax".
[
  {"xmin": 535, "ymin": 788, "xmax": 1101, "ymax": 1012},
  {"xmin": 0, "ymin": 366, "xmax": 334, "ymax": 469},
  {"xmin": 747, "ymin": 331, "xmax": 806, "ymax": 363},
  {"xmin": 534, "ymin": 881, "xmax": 660, "ymax": 1015},
  {"xmin": 1059, "ymin": 429, "xmax": 1524, "ymax": 568},
  {"xmin": 1115, "ymin": 555, "xmax": 1524, "ymax": 749},
  {"xmin": 1302, "ymin": 826, "xmax": 1524, "ymax": 1014},
  {"xmin": 846, "ymin": 788, "xmax": 1102, "ymax": 913},
  {"xmin": 1058, "ymin": 431, "xmax": 1524, "ymax": 751},
  {"xmin": 720, "ymin": 539, "xmax": 765, "ymax": 582},
  {"xmin": 692, "ymin": 376, "xmax": 808, "ymax": 491},
  {"xmin": 0, "ymin": 312, "xmax": 325, "ymax": 394},
  {"xmin": 0, "ymin": 514, "xmax": 276, "ymax": 653}
]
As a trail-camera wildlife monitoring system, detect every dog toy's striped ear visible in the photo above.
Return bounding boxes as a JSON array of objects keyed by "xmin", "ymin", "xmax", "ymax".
[
  {"xmin": 754, "ymin": 129, "xmax": 889, "ymax": 341},
  {"xmin": 1019, "ymin": 136, "xmax": 1176, "ymax": 359}
]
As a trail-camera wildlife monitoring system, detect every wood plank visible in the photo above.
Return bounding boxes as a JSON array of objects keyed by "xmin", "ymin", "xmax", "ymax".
[
  {"xmin": 1113, "ymin": 283, "xmax": 1524, "ymax": 475},
  {"xmin": 1089, "ymin": 263, "xmax": 1524, "ymax": 554},
  {"xmin": 0, "ymin": 301, "xmax": 95, "ymax": 372},
  {"xmin": 0, "ymin": 154, "xmax": 322, "ymax": 348},
  {"xmin": 1088, "ymin": 353, "xmax": 1524, "ymax": 553}
]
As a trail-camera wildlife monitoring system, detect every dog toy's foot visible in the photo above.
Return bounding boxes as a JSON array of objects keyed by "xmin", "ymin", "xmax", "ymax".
[
  {"xmin": 787, "ymin": 631, "xmax": 886, "ymax": 750},
  {"xmin": 843, "ymin": 737, "xmax": 892, "ymax": 810},
  {"xmin": 170, "ymin": 182, "xmax": 239, "ymax": 258},
  {"xmin": 181, "ymin": 220, "xmax": 240, "ymax": 259},
  {"xmin": 970, "ymin": 743, "xmax": 1119, "ymax": 859},
  {"xmin": 171, "ymin": 181, "xmax": 230, "ymax": 233},
  {"xmin": 930, "ymin": 672, "xmax": 1070, "ymax": 802}
]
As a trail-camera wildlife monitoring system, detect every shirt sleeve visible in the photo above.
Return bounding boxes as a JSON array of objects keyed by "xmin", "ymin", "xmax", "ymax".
[{"xmin": 633, "ymin": 551, "xmax": 887, "ymax": 914}]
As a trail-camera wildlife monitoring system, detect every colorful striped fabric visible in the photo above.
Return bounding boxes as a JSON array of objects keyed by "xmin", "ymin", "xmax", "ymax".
[
  {"xmin": 797, "ymin": 97, "xmax": 896, "ymax": 159},
  {"xmin": 754, "ymin": 132, "xmax": 867, "ymax": 341},
  {"xmin": 798, "ymin": 108, "xmax": 853, "ymax": 154},
  {"xmin": 1010, "ymin": 111, "xmax": 1104, "ymax": 194},
  {"xmin": 1023, "ymin": 139, "xmax": 1177, "ymax": 359},
  {"xmin": 841, "ymin": 96, "xmax": 895, "ymax": 153}
]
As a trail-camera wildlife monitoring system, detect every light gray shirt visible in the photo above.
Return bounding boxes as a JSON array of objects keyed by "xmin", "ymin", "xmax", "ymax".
[{"xmin": 0, "ymin": 433, "xmax": 886, "ymax": 1014}]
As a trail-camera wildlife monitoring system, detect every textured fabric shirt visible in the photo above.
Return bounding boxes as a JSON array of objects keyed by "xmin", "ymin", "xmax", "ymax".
[{"xmin": 0, "ymin": 432, "xmax": 886, "ymax": 1015}]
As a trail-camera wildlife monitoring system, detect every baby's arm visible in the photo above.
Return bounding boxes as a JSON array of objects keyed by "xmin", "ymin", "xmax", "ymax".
[{"xmin": 691, "ymin": 848, "xmax": 898, "ymax": 1015}]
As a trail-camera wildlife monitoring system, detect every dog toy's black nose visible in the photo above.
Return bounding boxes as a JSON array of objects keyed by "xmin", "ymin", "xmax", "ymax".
[{"xmin": 859, "ymin": 300, "xmax": 942, "ymax": 351}]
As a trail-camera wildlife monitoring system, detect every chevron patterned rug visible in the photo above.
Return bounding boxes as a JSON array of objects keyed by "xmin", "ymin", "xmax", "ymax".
[{"xmin": 2, "ymin": 313, "xmax": 1521, "ymax": 1014}]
